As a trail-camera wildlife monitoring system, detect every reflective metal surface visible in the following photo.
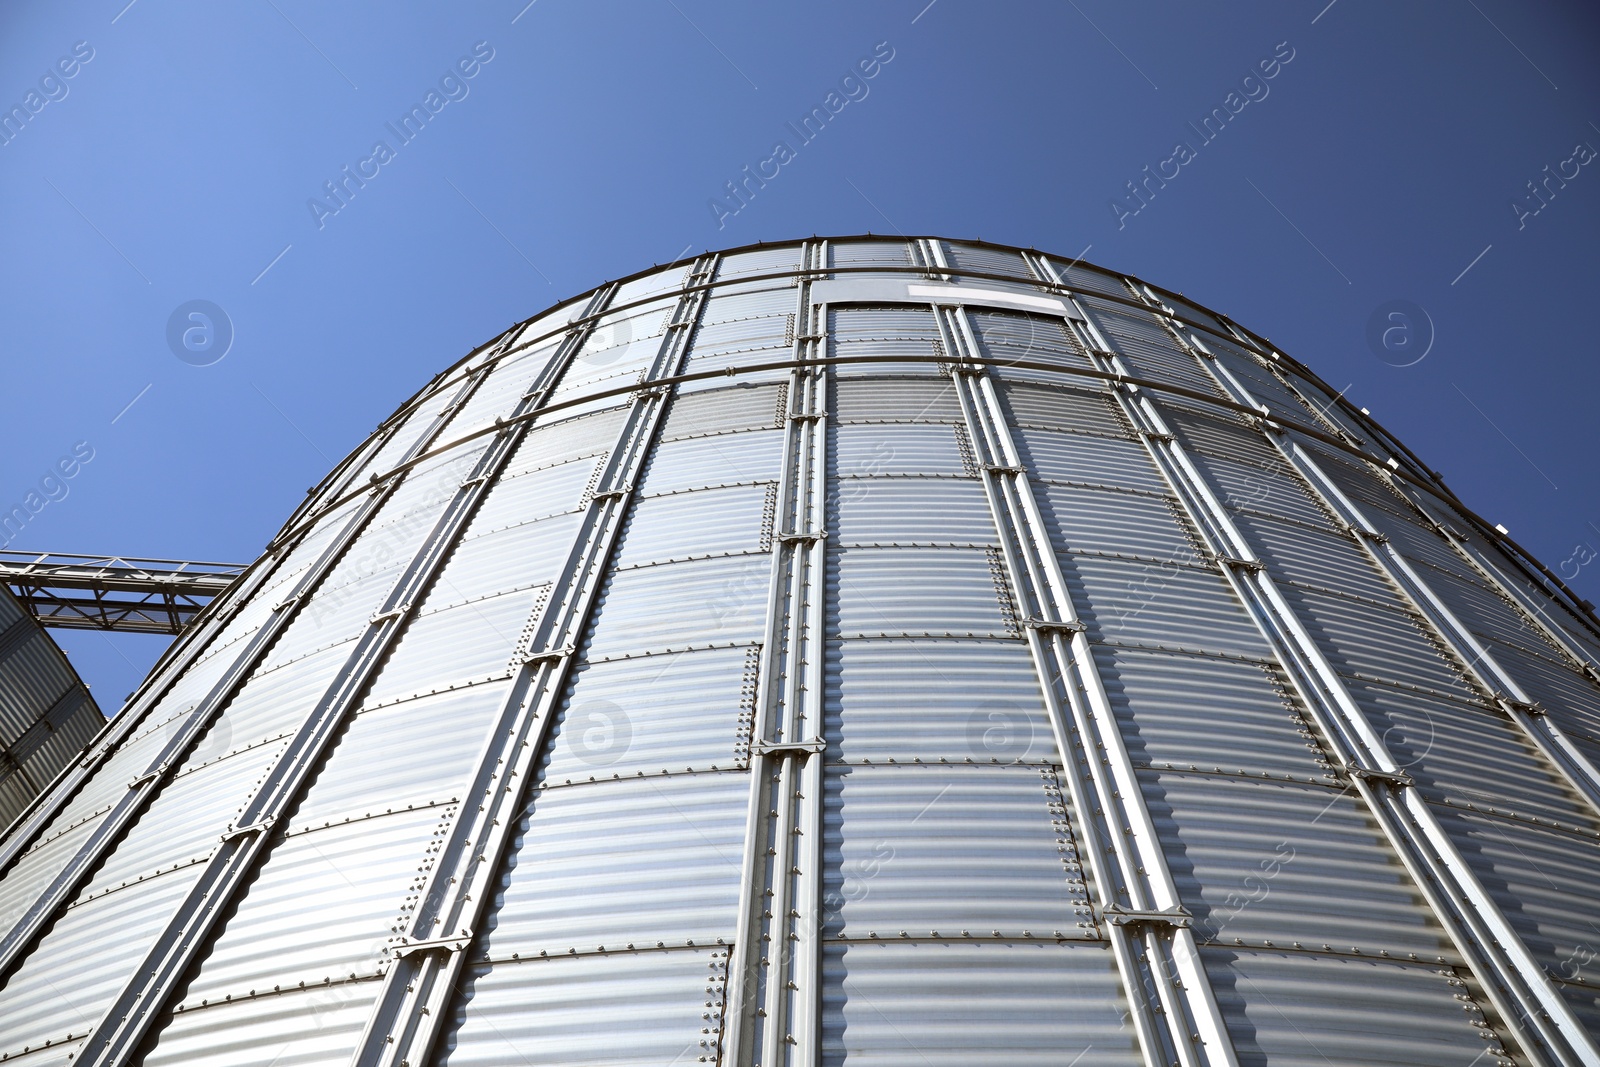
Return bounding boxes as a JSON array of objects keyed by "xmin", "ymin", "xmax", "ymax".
[
  {"xmin": 0, "ymin": 583, "xmax": 101, "ymax": 832},
  {"xmin": 1, "ymin": 237, "xmax": 1598, "ymax": 1067}
]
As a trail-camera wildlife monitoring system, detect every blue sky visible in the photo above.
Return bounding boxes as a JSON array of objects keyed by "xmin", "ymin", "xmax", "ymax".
[{"xmin": 0, "ymin": 0, "xmax": 1596, "ymax": 708}]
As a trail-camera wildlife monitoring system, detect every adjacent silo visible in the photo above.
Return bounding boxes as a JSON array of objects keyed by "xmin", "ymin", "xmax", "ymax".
[
  {"xmin": 0, "ymin": 236, "xmax": 1598, "ymax": 1067},
  {"xmin": 0, "ymin": 583, "xmax": 101, "ymax": 832}
]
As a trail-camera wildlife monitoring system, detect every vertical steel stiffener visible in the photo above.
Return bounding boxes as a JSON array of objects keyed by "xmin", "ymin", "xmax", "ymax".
[{"xmin": 0, "ymin": 238, "xmax": 1596, "ymax": 1067}]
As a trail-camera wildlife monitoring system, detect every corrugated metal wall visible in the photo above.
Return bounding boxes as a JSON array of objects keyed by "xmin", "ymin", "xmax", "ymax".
[
  {"xmin": 0, "ymin": 584, "xmax": 102, "ymax": 834},
  {"xmin": 0, "ymin": 238, "xmax": 1597, "ymax": 1067}
]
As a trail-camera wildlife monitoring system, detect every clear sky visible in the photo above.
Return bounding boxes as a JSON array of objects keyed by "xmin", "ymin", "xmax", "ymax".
[{"xmin": 1, "ymin": 1, "xmax": 1596, "ymax": 710}]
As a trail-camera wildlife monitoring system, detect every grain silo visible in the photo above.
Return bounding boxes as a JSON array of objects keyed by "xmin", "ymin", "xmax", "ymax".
[{"xmin": 0, "ymin": 237, "xmax": 1597, "ymax": 1067}]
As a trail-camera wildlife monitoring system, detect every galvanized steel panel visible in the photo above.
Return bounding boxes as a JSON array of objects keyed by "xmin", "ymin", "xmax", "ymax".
[
  {"xmin": 1146, "ymin": 771, "xmax": 1453, "ymax": 955},
  {"xmin": 505, "ymin": 407, "xmax": 629, "ymax": 476},
  {"xmin": 828, "ymin": 239, "xmax": 912, "ymax": 271},
  {"xmin": 434, "ymin": 948, "xmax": 724, "ymax": 1067},
  {"xmin": 831, "ymin": 423, "xmax": 970, "ymax": 478},
  {"xmin": 549, "ymin": 335, "xmax": 660, "ymax": 404},
  {"xmin": 542, "ymin": 645, "xmax": 754, "ymax": 781},
  {"xmin": 442, "ymin": 343, "xmax": 558, "ymax": 438},
  {"xmin": 0, "ymin": 865, "xmax": 196, "ymax": 1056},
  {"xmin": 703, "ymin": 286, "xmax": 798, "ymax": 324},
  {"xmin": 0, "ymin": 584, "xmax": 99, "ymax": 832},
  {"xmin": 144, "ymin": 983, "xmax": 381, "ymax": 1067},
  {"xmin": 297, "ymin": 687, "xmax": 498, "ymax": 822},
  {"xmin": 1094, "ymin": 645, "xmax": 1326, "ymax": 780},
  {"xmin": 210, "ymin": 641, "xmax": 358, "ymax": 752},
  {"xmin": 639, "ymin": 427, "xmax": 784, "ymax": 493},
  {"xmin": 719, "ymin": 247, "xmax": 803, "ymax": 280},
  {"xmin": 583, "ymin": 554, "xmax": 772, "ymax": 658},
  {"xmin": 829, "ymin": 547, "xmax": 1011, "ymax": 638},
  {"xmin": 10, "ymin": 238, "xmax": 1599, "ymax": 1065},
  {"xmin": 821, "ymin": 764, "xmax": 1096, "ymax": 939},
  {"xmin": 1440, "ymin": 808, "xmax": 1600, "ymax": 976},
  {"xmin": 1343, "ymin": 677, "xmax": 1594, "ymax": 828},
  {"xmin": 361, "ymin": 586, "xmax": 537, "ymax": 704},
  {"xmin": 831, "ymin": 478, "xmax": 994, "ymax": 546},
  {"xmin": 1000, "ymin": 383, "xmax": 1126, "ymax": 434},
  {"xmin": 0, "ymin": 813, "xmax": 98, "ymax": 932},
  {"xmin": 1275, "ymin": 582, "xmax": 1476, "ymax": 700},
  {"xmin": 615, "ymin": 483, "xmax": 775, "ymax": 566},
  {"xmin": 81, "ymin": 740, "xmax": 283, "ymax": 893},
  {"xmin": 462, "ymin": 457, "xmax": 595, "ymax": 540},
  {"xmin": 181, "ymin": 807, "xmax": 445, "ymax": 999},
  {"xmin": 824, "ymin": 639, "xmax": 1052, "ymax": 764},
  {"xmin": 1080, "ymin": 297, "xmax": 1227, "ymax": 400},
  {"xmin": 1050, "ymin": 259, "xmax": 1135, "ymax": 299},
  {"xmin": 1063, "ymin": 555, "xmax": 1273, "ymax": 660},
  {"xmin": 611, "ymin": 262, "xmax": 689, "ymax": 307},
  {"xmin": 1231, "ymin": 511, "xmax": 1397, "ymax": 602},
  {"xmin": 433, "ymin": 511, "xmax": 582, "ymax": 605},
  {"xmin": 969, "ymin": 309, "xmax": 1092, "ymax": 373},
  {"xmin": 1203, "ymin": 951, "xmax": 1502, "ymax": 1066},
  {"xmin": 1038, "ymin": 483, "xmax": 1193, "ymax": 560},
  {"xmin": 479, "ymin": 772, "xmax": 745, "ymax": 959},
  {"xmin": 821, "ymin": 940, "xmax": 1138, "ymax": 1067},
  {"xmin": 1013, "ymin": 428, "xmax": 1167, "ymax": 494},
  {"xmin": 832, "ymin": 377, "xmax": 962, "ymax": 424},
  {"xmin": 660, "ymin": 383, "xmax": 785, "ymax": 440}
]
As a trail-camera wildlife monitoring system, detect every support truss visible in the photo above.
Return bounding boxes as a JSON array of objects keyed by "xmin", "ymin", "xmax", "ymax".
[{"xmin": 0, "ymin": 552, "xmax": 244, "ymax": 635}]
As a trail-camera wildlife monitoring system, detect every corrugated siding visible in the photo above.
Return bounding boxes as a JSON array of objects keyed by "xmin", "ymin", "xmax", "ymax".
[
  {"xmin": 1145, "ymin": 771, "xmax": 1452, "ymax": 956},
  {"xmin": 830, "ymin": 306, "xmax": 943, "ymax": 377},
  {"xmin": 660, "ymin": 383, "xmax": 785, "ymax": 440},
  {"xmin": 7, "ymin": 241, "xmax": 1597, "ymax": 1065},
  {"xmin": 211, "ymin": 641, "xmax": 357, "ymax": 754},
  {"xmin": 1063, "ymin": 555, "xmax": 1273, "ymax": 660},
  {"xmin": 830, "ymin": 547, "xmax": 1011, "ymax": 638},
  {"xmin": 78, "ymin": 740, "xmax": 281, "ymax": 892},
  {"xmin": 434, "ymin": 948, "xmax": 724, "ymax": 1067},
  {"xmin": 832, "ymin": 423, "xmax": 970, "ymax": 478},
  {"xmin": 1001, "ymin": 383, "xmax": 1126, "ymax": 435},
  {"xmin": 541, "ymin": 645, "xmax": 753, "ymax": 780},
  {"xmin": 822, "ymin": 764, "xmax": 1095, "ymax": 939},
  {"xmin": 180, "ymin": 807, "xmax": 445, "ymax": 999},
  {"xmin": 300, "ymin": 687, "xmax": 500, "ymax": 821},
  {"xmin": 582, "ymin": 554, "xmax": 772, "ymax": 658},
  {"xmin": 1437, "ymin": 808, "xmax": 1600, "ymax": 976},
  {"xmin": 1015, "ymin": 429, "xmax": 1168, "ymax": 494},
  {"xmin": 1207, "ymin": 340, "xmax": 1331, "ymax": 433},
  {"xmin": 360, "ymin": 586, "xmax": 536, "ymax": 703},
  {"xmin": 825, "ymin": 639, "xmax": 1052, "ymax": 763},
  {"xmin": 1038, "ymin": 483, "xmax": 1193, "ymax": 560},
  {"xmin": 0, "ymin": 865, "xmax": 196, "ymax": 1056},
  {"xmin": 1080, "ymin": 297, "xmax": 1227, "ymax": 401},
  {"xmin": 640, "ymin": 427, "xmax": 785, "ymax": 493},
  {"xmin": 828, "ymin": 239, "xmax": 911, "ymax": 271},
  {"xmin": 1274, "ymin": 582, "xmax": 1475, "ymax": 700},
  {"xmin": 1050, "ymin": 260, "xmax": 1135, "ymax": 299},
  {"xmin": 1094, "ymin": 645, "xmax": 1326, "ymax": 780},
  {"xmin": 0, "ymin": 584, "xmax": 99, "ymax": 832},
  {"xmin": 611, "ymin": 262, "xmax": 689, "ymax": 307},
  {"xmin": 478, "ymin": 772, "xmax": 745, "ymax": 958},
  {"xmin": 615, "ymin": 483, "xmax": 774, "ymax": 565},
  {"xmin": 1203, "ymin": 951, "xmax": 1500, "ymax": 1067},
  {"xmin": 941, "ymin": 242, "xmax": 1031, "ymax": 281},
  {"xmin": 1343, "ymin": 677, "xmax": 1595, "ymax": 828},
  {"xmin": 969, "ymin": 309, "xmax": 1093, "ymax": 374},
  {"xmin": 831, "ymin": 477, "xmax": 994, "ymax": 546},
  {"xmin": 832, "ymin": 377, "xmax": 963, "ymax": 424},
  {"xmin": 443, "ymin": 341, "xmax": 559, "ymax": 439},
  {"xmin": 822, "ymin": 940, "xmax": 1139, "ymax": 1067},
  {"xmin": 144, "ymin": 982, "xmax": 381, "ymax": 1067}
]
